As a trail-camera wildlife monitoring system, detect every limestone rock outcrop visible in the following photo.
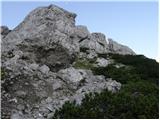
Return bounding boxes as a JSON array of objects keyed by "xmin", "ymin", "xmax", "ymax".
[
  {"xmin": 79, "ymin": 32, "xmax": 109, "ymax": 54},
  {"xmin": 1, "ymin": 4, "xmax": 135, "ymax": 119},
  {"xmin": 108, "ymin": 38, "xmax": 135, "ymax": 55}
]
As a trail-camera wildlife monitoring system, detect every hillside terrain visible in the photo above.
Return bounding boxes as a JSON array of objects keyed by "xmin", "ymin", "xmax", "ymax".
[
  {"xmin": 1, "ymin": 4, "xmax": 158, "ymax": 119},
  {"xmin": 54, "ymin": 54, "xmax": 159, "ymax": 119}
]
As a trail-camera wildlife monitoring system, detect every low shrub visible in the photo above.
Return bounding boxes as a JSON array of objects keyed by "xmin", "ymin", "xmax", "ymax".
[{"xmin": 53, "ymin": 54, "xmax": 159, "ymax": 119}]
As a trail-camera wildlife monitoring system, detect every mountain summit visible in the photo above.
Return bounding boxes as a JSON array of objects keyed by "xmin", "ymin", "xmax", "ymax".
[
  {"xmin": 2, "ymin": 4, "xmax": 135, "ymax": 57},
  {"xmin": 1, "ymin": 4, "xmax": 143, "ymax": 119}
]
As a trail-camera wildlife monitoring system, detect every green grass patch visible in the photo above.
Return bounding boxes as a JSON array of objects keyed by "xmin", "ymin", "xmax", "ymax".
[{"xmin": 73, "ymin": 58, "xmax": 95, "ymax": 70}]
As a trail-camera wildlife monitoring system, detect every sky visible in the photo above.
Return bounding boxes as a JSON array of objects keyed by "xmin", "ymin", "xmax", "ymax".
[{"xmin": 1, "ymin": 1, "xmax": 158, "ymax": 59}]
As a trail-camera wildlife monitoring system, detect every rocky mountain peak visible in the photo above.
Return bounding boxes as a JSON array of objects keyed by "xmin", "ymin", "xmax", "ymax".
[
  {"xmin": 4, "ymin": 5, "xmax": 78, "ymax": 50},
  {"xmin": 1, "ymin": 4, "xmax": 136, "ymax": 119},
  {"xmin": 15, "ymin": 4, "xmax": 77, "ymax": 32}
]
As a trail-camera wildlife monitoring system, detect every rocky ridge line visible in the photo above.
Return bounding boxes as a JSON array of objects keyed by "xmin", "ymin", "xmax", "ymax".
[{"xmin": 1, "ymin": 4, "xmax": 135, "ymax": 119}]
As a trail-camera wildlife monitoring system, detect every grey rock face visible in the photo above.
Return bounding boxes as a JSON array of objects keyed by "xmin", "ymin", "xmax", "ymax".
[
  {"xmin": 1, "ymin": 65, "xmax": 121, "ymax": 118},
  {"xmin": 79, "ymin": 32, "xmax": 109, "ymax": 54},
  {"xmin": 1, "ymin": 4, "xmax": 135, "ymax": 119},
  {"xmin": 18, "ymin": 39, "xmax": 74, "ymax": 71},
  {"xmin": 3, "ymin": 6, "xmax": 76, "ymax": 47},
  {"xmin": 0, "ymin": 26, "xmax": 11, "ymax": 38},
  {"xmin": 39, "ymin": 65, "xmax": 50, "ymax": 74},
  {"xmin": 1, "ymin": 4, "xmax": 79, "ymax": 72},
  {"xmin": 108, "ymin": 38, "xmax": 136, "ymax": 55},
  {"xmin": 75, "ymin": 25, "xmax": 90, "ymax": 39}
]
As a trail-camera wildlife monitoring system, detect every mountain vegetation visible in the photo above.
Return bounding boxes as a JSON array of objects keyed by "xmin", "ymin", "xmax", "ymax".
[
  {"xmin": 1, "ymin": 4, "xmax": 158, "ymax": 119},
  {"xmin": 53, "ymin": 54, "xmax": 159, "ymax": 119}
]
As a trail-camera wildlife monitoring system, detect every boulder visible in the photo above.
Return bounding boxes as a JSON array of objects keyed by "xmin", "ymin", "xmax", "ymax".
[
  {"xmin": 96, "ymin": 58, "xmax": 108, "ymax": 67},
  {"xmin": 2, "ymin": 6, "xmax": 78, "ymax": 51},
  {"xmin": 91, "ymin": 33, "xmax": 109, "ymax": 47},
  {"xmin": 79, "ymin": 32, "xmax": 109, "ymax": 54},
  {"xmin": 75, "ymin": 25, "xmax": 90, "ymax": 39},
  {"xmin": 106, "ymin": 79, "xmax": 121, "ymax": 92},
  {"xmin": 58, "ymin": 67, "xmax": 84, "ymax": 83}
]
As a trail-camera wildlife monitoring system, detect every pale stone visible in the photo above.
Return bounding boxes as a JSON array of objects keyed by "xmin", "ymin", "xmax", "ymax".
[
  {"xmin": 39, "ymin": 65, "xmax": 50, "ymax": 74},
  {"xmin": 96, "ymin": 58, "xmax": 108, "ymax": 67}
]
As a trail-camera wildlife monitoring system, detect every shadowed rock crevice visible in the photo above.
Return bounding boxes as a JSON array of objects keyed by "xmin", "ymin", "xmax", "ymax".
[{"xmin": 35, "ymin": 46, "xmax": 75, "ymax": 72}]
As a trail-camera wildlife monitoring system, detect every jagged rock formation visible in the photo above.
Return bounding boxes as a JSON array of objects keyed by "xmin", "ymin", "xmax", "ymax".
[{"xmin": 1, "ymin": 4, "xmax": 135, "ymax": 119}]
